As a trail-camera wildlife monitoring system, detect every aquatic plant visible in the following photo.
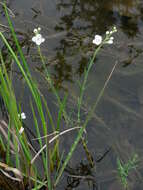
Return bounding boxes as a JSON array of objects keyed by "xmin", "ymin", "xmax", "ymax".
[
  {"xmin": 0, "ymin": 2, "xmax": 118, "ymax": 190},
  {"xmin": 117, "ymin": 154, "xmax": 138, "ymax": 189}
]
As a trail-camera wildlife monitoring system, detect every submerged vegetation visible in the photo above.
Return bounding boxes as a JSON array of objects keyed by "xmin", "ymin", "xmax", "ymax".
[{"xmin": 0, "ymin": 1, "xmax": 142, "ymax": 190}]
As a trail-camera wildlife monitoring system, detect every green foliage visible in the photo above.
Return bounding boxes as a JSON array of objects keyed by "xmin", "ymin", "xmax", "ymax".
[
  {"xmin": 117, "ymin": 154, "xmax": 138, "ymax": 189},
  {"xmin": 0, "ymin": 2, "xmax": 117, "ymax": 189}
]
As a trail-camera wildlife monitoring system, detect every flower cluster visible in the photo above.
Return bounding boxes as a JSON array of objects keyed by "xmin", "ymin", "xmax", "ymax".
[
  {"xmin": 93, "ymin": 26, "xmax": 117, "ymax": 46},
  {"xmin": 105, "ymin": 26, "xmax": 117, "ymax": 44},
  {"xmin": 32, "ymin": 27, "xmax": 45, "ymax": 46}
]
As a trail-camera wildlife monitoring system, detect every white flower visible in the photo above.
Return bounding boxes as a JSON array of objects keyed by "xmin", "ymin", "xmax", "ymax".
[
  {"xmin": 113, "ymin": 26, "xmax": 117, "ymax": 32},
  {"xmin": 106, "ymin": 39, "xmax": 113, "ymax": 44},
  {"xmin": 18, "ymin": 112, "xmax": 26, "ymax": 120},
  {"xmin": 32, "ymin": 27, "xmax": 45, "ymax": 46},
  {"xmin": 33, "ymin": 28, "xmax": 38, "ymax": 33},
  {"xmin": 93, "ymin": 35, "xmax": 102, "ymax": 45},
  {"xmin": 19, "ymin": 127, "xmax": 24, "ymax": 134},
  {"xmin": 106, "ymin": 31, "xmax": 110, "ymax": 35},
  {"xmin": 32, "ymin": 33, "xmax": 45, "ymax": 46}
]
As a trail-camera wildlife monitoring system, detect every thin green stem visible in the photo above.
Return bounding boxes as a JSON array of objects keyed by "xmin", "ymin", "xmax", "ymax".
[{"xmin": 37, "ymin": 46, "xmax": 70, "ymax": 125}]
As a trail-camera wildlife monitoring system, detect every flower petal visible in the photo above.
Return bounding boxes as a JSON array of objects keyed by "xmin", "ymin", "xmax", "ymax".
[
  {"xmin": 41, "ymin": 38, "xmax": 45, "ymax": 43},
  {"xmin": 106, "ymin": 31, "xmax": 110, "ymax": 35},
  {"xmin": 32, "ymin": 36, "xmax": 36, "ymax": 42},
  {"xmin": 107, "ymin": 39, "xmax": 113, "ymax": 44},
  {"xmin": 36, "ymin": 40, "xmax": 42, "ymax": 45}
]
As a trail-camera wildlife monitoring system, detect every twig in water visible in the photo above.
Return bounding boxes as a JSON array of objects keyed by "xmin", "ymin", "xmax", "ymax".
[{"xmin": 31, "ymin": 126, "xmax": 84, "ymax": 164}]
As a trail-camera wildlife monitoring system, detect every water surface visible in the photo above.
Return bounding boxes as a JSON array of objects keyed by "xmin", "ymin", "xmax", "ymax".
[{"xmin": 1, "ymin": 0, "xmax": 143, "ymax": 189}]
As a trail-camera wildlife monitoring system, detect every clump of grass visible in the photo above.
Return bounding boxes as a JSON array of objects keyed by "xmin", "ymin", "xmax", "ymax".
[{"xmin": 117, "ymin": 154, "xmax": 138, "ymax": 189}]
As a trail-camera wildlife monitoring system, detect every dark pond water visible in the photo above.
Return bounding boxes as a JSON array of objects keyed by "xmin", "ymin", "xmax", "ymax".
[{"xmin": 1, "ymin": 0, "xmax": 143, "ymax": 189}]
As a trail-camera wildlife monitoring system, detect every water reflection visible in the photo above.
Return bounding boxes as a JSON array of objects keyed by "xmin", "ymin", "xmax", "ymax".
[
  {"xmin": 0, "ymin": 29, "xmax": 33, "ymax": 76},
  {"xmin": 56, "ymin": 0, "xmax": 142, "ymax": 35},
  {"xmin": 52, "ymin": 0, "xmax": 143, "ymax": 86},
  {"xmin": 65, "ymin": 161, "xmax": 96, "ymax": 190},
  {"xmin": 1, "ymin": 0, "xmax": 143, "ymax": 88}
]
